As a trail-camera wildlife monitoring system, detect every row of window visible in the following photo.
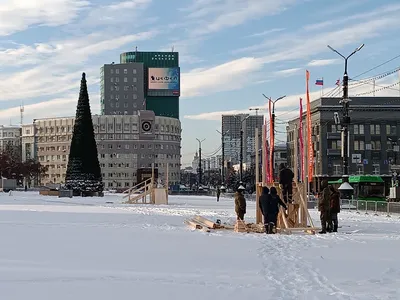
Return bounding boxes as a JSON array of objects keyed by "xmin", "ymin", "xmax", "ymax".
[
  {"xmin": 108, "ymin": 93, "xmax": 138, "ymax": 100},
  {"xmin": 330, "ymin": 140, "xmax": 383, "ymax": 151},
  {"xmin": 110, "ymin": 68, "xmax": 138, "ymax": 75},
  {"xmin": 101, "ymin": 143, "xmax": 179, "ymax": 150},
  {"xmin": 110, "ymin": 76, "xmax": 138, "ymax": 83}
]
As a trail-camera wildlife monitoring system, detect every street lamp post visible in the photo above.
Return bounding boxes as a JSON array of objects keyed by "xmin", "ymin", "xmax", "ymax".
[
  {"xmin": 262, "ymin": 94, "xmax": 286, "ymax": 179},
  {"xmin": 196, "ymin": 138, "xmax": 206, "ymax": 186},
  {"xmin": 216, "ymin": 129, "xmax": 229, "ymax": 185},
  {"xmin": 327, "ymin": 44, "xmax": 364, "ymax": 187}
]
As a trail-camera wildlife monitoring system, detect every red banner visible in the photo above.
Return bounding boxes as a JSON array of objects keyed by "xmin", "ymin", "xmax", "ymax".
[
  {"xmin": 299, "ymin": 98, "xmax": 304, "ymax": 182},
  {"xmin": 306, "ymin": 70, "xmax": 313, "ymax": 183},
  {"xmin": 269, "ymin": 99, "xmax": 274, "ymax": 183}
]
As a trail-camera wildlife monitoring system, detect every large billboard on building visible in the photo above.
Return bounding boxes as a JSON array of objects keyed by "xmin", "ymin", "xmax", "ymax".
[{"xmin": 148, "ymin": 67, "xmax": 180, "ymax": 96}]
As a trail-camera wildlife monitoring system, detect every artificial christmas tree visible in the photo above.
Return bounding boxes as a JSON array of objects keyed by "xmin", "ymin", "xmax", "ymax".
[{"xmin": 65, "ymin": 73, "xmax": 103, "ymax": 196}]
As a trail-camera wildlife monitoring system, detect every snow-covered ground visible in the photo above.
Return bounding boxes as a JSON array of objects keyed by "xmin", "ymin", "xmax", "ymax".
[{"xmin": 1, "ymin": 191, "xmax": 400, "ymax": 300}]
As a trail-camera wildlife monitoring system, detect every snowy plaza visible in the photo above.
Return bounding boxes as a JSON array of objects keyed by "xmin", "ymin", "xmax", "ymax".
[{"xmin": 0, "ymin": 192, "xmax": 399, "ymax": 300}]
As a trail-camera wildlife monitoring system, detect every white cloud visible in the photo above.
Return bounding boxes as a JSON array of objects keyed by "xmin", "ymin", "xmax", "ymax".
[
  {"xmin": 181, "ymin": 57, "xmax": 264, "ymax": 97},
  {"xmin": 80, "ymin": 0, "xmax": 154, "ymax": 29},
  {"xmin": 247, "ymin": 28, "xmax": 285, "ymax": 38},
  {"xmin": 0, "ymin": 0, "xmax": 89, "ymax": 36},
  {"xmin": 275, "ymin": 68, "xmax": 301, "ymax": 77},
  {"xmin": 183, "ymin": 75, "xmax": 400, "ymax": 122},
  {"xmin": 304, "ymin": 3, "xmax": 400, "ymax": 32},
  {"xmin": 0, "ymin": 31, "xmax": 157, "ymax": 100},
  {"xmin": 0, "ymin": 92, "xmax": 100, "ymax": 126},
  {"xmin": 182, "ymin": 0, "xmax": 298, "ymax": 36},
  {"xmin": 307, "ymin": 59, "xmax": 339, "ymax": 67}
]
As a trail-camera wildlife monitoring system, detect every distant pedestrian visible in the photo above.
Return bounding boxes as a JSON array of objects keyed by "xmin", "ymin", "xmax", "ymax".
[
  {"xmin": 279, "ymin": 163, "xmax": 294, "ymax": 203},
  {"xmin": 216, "ymin": 187, "xmax": 221, "ymax": 202},
  {"xmin": 328, "ymin": 185, "xmax": 340, "ymax": 232},
  {"xmin": 234, "ymin": 184, "xmax": 246, "ymax": 221},
  {"xmin": 259, "ymin": 186, "xmax": 287, "ymax": 234}
]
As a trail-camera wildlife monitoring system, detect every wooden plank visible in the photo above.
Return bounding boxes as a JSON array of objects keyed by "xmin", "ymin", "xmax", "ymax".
[
  {"xmin": 184, "ymin": 219, "xmax": 202, "ymax": 230},
  {"xmin": 193, "ymin": 215, "xmax": 217, "ymax": 229}
]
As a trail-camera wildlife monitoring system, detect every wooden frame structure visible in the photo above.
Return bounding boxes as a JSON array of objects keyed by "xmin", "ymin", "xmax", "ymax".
[
  {"xmin": 123, "ymin": 164, "xmax": 169, "ymax": 205},
  {"xmin": 255, "ymin": 127, "xmax": 317, "ymax": 234}
]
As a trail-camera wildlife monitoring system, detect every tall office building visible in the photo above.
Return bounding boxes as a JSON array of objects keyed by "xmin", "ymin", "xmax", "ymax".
[
  {"xmin": 120, "ymin": 51, "xmax": 180, "ymax": 119},
  {"xmin": 221, "ymin": 114, "xmax": 264, "ymax": 165},
  {"xmin": 100, "ymin": 62, "xmax": 145, "ymax": 115}
]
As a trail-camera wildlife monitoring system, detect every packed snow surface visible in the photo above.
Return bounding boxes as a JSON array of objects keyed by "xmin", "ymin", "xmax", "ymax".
[{"xmin": 1, "ymin": 192, "xmax": 400, "ymax": 300}]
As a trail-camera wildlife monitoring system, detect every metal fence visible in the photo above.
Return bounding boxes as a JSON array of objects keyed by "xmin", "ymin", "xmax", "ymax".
[
  {"xmin": 170, "ymin": 191, "xmax": 400, "ymax": 215},
  {"xmin": 307, "ymin": 199, "xmax": 400, "ymax": 216}
]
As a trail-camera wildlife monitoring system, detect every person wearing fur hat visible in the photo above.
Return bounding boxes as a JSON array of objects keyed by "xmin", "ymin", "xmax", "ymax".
[{"xmin": 234, "ymin": 183, "xmax": 246, "ymax": 220}]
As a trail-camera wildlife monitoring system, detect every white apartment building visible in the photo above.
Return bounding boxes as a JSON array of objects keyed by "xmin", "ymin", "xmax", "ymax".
[
  {"xmin": 21, "ymin": 112, "xmax": 181, "ymax": 188},
  {"xmin": 0, "ymin": 125, "xmax": 21, "ymax": 150}
]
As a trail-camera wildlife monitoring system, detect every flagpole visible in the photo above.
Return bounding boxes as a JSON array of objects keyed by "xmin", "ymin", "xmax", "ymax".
[{"xmin": 321, "ymin": 77, "xmax": 324, "ymax": 97}]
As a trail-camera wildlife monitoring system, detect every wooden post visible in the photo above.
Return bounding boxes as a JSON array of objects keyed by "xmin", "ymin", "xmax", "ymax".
[
  {"xmin": 261, "ymin": 124, "xmax": 266, "ymax": 184},
  {"xmin": 293, "ymin": 124, "xmax": 298, "ymax": 183},
  {"xmin": 255, "ymin": 127, "xmax": 262, "ymax": 224}
]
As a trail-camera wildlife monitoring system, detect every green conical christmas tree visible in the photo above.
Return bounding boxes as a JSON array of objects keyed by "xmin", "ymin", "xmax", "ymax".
[{"xmin": 65, "ymin": 73, "xmax": 103, "ymax": 195}]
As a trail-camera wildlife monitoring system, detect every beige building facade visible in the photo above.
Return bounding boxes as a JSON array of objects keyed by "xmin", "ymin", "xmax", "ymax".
[{"xmin": 21, "ymin": 112, "xmax": 181, "ymax": 188}]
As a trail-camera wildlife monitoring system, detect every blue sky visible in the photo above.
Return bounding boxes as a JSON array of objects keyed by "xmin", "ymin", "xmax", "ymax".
[{"xmin": 1, "ymin": 0, "xmax": 400, "ymax": 166}]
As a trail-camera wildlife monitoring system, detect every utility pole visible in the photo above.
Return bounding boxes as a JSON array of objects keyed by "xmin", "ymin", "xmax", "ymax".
[
  {"xmin": 328, "ymin": 43, "xmax": 364, "ymax": 183},
  {"xmin": 262, "ymin": 94, "xmax": 286, "ymax": 179},
  {"xmin": 196, "ymin": 138, "xmax": 205, "ymax": 186},
  {"xmin": 216, "ymin": 129, "xmax": 229, "ymax": 185}
]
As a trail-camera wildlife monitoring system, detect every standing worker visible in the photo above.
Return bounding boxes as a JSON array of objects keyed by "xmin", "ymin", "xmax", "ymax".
[
  {"xmin": 216, "ymin": 187, "xmax": 221, "ymax": 202},
  {"xmin": 279, "ymin": 163, "xmax": 294, "ymax": 203},
  {"xmin": 234, "ymin": 184, "xmax": 246, "ymax": 221},
  {"xmin": 318, "ymin": 179, "xmax": 331, "ymax": 234},
  {"xmin": 259, "ymin": 186, "xmax": 287, "ymax": 234},
  {"xmin": 328, "ymin": 185, "xmax": 340, "ymax": 232}
]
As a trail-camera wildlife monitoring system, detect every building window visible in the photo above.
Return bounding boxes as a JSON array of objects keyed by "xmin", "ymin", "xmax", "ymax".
[
  {"xmin": 330, "ymin": 140, "xmax": 341, "ymax": 149},
  {"xmin": 124, "ymin": 69, "xmax": 128, "ymax": 74},
  {"xmin": 333, "ymin": 164, "xmax": 341, "ymax": 175},
  {"xmin": 124, "ymin": 86, "xmax": 129, "ymax": 91},
  {"xmin": 386, "ymin": 124, "xmax": 396, "ymax": 136},
  {"xmin": 133, "ymin": 94, "xmax": 137, "ymax": 99},
  {"xmin": 133, "ymin": 69, "xmax": 137, "ymax": 74},
  {"xmin": 124, "ymin": 95, "xmax": 128, "ymax": 99},
  {"xmin": 357, "ymin": 164, "xmax": 364, "ymax": 175},
  {"xmin": 371, "ymin": 140, "xmax": 381, "ymax": 150},
  {"xmin": 331, "ymin": 124, "xmax": 341, "ymax": 133},
  {"xmin": 372, "ymin": 164, "xmax": 380, "ymax": 175},
  {"xmin": 124, "ymin": 77, "xmax": 128, "ymax": 82},
  {"xmin": 115, "ymin": 69, "xmax": 119, "ymax": 74},
  {"xmin": 133, "ymin": 77, "xmax": 137, "ymax": 83},
  {"xmin": 115, "ymin": 77, "xmax": 119, "ymax": 82},
  {"xmin": 354, "ymin": 140, "xmax": 364, "ymax": 151},
  {"xmin": 370, "ymin": 124, "xmax": 380, "ymax": 135}
]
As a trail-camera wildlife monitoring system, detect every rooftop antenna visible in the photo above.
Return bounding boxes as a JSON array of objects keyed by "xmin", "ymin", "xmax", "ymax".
[
  {"xmin": 20, "ymin": 102, "xmax": 24, "ymax": 125},
  {"xmin": 172, "ymin": 46, "xmax": 174, "ymax": 52},
  {"xmin": 135, "ymin": 46, "xmax": 137, "ymax": 62}
]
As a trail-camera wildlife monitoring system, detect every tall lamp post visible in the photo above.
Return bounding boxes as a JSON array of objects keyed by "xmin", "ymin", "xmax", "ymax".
[
  {"xmin": 327, "ymin": 44, "xmax": 364, "ymax": 191},
  {"xmin": 262, "ymin": 94, "xmax": 286, "ymax": 179},
  {"xmin": 196, "ymin": 138, "xmax": 206, "ymax": 186},
  {"xmin": 216, "ymin": 129, "xmax": 229, "ymax": 186},
  {"xmin": 233, "ymin": 115, "xmax": 250, "ymax": 182}
]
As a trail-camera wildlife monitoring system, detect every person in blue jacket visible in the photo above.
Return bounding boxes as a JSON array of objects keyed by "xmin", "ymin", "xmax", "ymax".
[{"xmin": 259, "ymin": 186, "xmax": 287, "ymax": 234}]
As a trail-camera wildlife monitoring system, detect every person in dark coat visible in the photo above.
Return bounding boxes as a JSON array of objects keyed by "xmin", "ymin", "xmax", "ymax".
[
  {"xmin": 259, "ymin": 186, "xmax": 287, "ymax": 234},
  {"xmin": 216, "ymin": 187, "xmax": 221, "ymax": 202},
  {"xmin": 279, "ymin": 163, "xmax": 294, "ymax": 203},
  {"xmin": 328, "ymin": 185, "xmax": 340, "ymax": 232},
  {"xmin": 234, "ymin": 185, "xmax": 246, "ymax": 220},
  {"xmin": 318, "ymin": 179, "xmax": 330, "ymax": 234}
]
